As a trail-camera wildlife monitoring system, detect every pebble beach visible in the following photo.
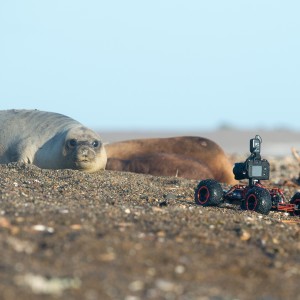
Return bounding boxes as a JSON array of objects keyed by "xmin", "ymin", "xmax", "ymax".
[{"xmin": 0, "ymin": 150, "xmax": 300, "ymax": 300}]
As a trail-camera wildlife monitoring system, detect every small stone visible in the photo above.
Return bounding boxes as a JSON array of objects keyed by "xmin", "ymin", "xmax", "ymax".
[
  {"xmin": 240, "ymin": 230, "xmax": 251, "ymax": 241},
  {"xmin": 70, "ymin": 224, "xmax": 82, "ymax": 230},
  {"xmin": 159, "ymin": 200, "xmax": 168, "ymax": 207},
  {"xmin": 175, "ymin": 265, "xmax": 185, "ymax": 274},
  {"xmin": 155, "ymin": 279, "xmax": 176, "ymax": 292},
  {"xmin": 128, "ymin": 280, "xmax": 144, "ymax": 292},
  {"xmin": 32, "ymin": 225, "xmax": 54, "ymax": 233},
  {"xmin": 99, "ymin": 252, "xmax": 116, "ymax": 261},
  {"xmin": 164, "ymin": 193, "xmax": 177, "ymax": 200}
]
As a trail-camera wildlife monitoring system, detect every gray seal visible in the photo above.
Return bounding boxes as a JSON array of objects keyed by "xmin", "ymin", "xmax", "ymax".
[{"xmin": 0, "ymin": 109, "xmax": 107, "ymax": 172}]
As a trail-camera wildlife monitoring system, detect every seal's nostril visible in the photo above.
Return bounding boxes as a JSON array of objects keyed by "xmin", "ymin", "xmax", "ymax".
[{"xmin": 78, "ymin": 147, "xmax": 95, "ymax": 160}]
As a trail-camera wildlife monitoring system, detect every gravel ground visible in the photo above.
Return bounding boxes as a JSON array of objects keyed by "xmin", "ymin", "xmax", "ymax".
[{"xmin": 0, "ymin": 155, "xmax": 300, "ymax": 300}]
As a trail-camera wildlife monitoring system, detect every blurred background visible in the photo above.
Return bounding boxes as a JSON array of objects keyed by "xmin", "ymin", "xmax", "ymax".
[{"xmin": 1, "ymin": 1, "xmax": 299, "ymax": 155}]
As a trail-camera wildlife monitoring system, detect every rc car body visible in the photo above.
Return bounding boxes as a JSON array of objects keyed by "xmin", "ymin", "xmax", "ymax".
[
  {"xmin": 195, "ymin": 135, "xmax": 300, "ymax": 216},
  {"xmin": 195, "ymin": 179, "xmax": 300, "ymax": 216}
]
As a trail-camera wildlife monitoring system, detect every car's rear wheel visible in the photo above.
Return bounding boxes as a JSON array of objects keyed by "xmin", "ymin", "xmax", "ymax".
[
  {"xmin": 290, "ymin": 192, "xmax": 300, "ymax": 216},
  {"xmin": 195, "ymin": 179, "xmax": 223, "ymax": 206},
  {"xmin": 241, "ymin": 186, "xmax": 272, "ymax": 215}
]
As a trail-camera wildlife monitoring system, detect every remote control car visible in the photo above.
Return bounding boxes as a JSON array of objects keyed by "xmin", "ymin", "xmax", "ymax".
[{"xmin": 195, "ymin": 135, "xmax": 300, "ymax": 216}]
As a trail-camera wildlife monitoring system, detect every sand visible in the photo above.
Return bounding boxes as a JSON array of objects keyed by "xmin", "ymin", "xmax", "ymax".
[{"xmin": 0, "ymin": 146, "xmax": 300, "ymax": 300}]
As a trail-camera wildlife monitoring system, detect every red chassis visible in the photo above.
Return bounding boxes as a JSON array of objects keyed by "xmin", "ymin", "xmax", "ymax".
[{"xmin": 195, "ymin": 179, "xmax": 300, "ymax": 216}]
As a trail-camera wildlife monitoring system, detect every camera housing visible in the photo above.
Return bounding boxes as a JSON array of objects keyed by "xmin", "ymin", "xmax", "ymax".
[{"xmin": 233, "ymin": 135, "xmax": 270, "ymax": 185}]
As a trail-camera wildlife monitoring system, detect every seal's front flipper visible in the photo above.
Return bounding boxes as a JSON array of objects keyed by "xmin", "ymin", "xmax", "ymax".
[{"xmin": 9, "ymin": 140, "xmax": 36, "ymax": 164}]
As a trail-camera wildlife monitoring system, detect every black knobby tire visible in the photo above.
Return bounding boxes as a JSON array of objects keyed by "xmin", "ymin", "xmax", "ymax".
[
  {"xmin": 290, "ymin": 192, "xmax": 300, "ymax": 216},
  {"xmin": 194, "ymin": 179, "xmax": 223, "ymax": 206},
  {"xmin": 241, "ymin": 186, "xmax": 272, "ymax": 215}
]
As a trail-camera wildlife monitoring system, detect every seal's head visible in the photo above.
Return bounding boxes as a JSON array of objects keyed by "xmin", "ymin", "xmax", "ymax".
[{"xmin": 63, "ymin": 126, "xmax": 107, "ymax": 172}]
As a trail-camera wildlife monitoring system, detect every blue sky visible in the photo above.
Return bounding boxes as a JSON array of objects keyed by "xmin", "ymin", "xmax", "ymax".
[{"xmin": 0, "ymin": 1, "xmax": 299, "ymax": 131}]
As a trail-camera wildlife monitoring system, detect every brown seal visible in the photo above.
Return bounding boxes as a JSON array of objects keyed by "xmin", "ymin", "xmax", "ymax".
[
  {"xmin": 107, "ymin": 153, "xmax": 214, "ymax": 180},
  {"xmin": 105, "ymin": 136, "xmax": 236, "ymax": 184}
]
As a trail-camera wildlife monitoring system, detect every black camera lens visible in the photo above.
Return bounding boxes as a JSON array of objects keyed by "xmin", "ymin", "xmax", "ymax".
[{"xmin": 233, "ymin": 163, "xmax": 247, "ymax": 180}]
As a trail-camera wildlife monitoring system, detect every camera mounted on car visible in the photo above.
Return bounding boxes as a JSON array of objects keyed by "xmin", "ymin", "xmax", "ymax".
[{"xmin": 233, "ymin": 135, "xmax": 270, "ymax": 186}]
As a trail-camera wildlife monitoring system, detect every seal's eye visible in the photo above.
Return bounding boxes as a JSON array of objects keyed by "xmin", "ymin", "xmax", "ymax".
[
  {"xmin": 68, "ymin": 139, "xmax": 77, "ymax": 148},
  {"xmin": 92, "ymin": 140, "xmax": 99, "ymax": 148}
]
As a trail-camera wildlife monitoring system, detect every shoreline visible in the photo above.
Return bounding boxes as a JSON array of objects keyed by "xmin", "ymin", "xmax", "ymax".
[{"xmin": 99, "ymin": 129, "xmax": 300, "ymax": 157}]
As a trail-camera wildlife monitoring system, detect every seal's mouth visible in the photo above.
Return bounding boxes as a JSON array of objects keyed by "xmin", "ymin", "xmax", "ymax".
[
  {"xmin": 74, "ymin": 159, "xmax": 94, "ymax": 168},
  {"xmin": 76, "ymin": 158, "xmax": 90, "ymax": 163},
  {"xmin": 73, "ymin": 158, "xmax": 104, "ymax": 173}
]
